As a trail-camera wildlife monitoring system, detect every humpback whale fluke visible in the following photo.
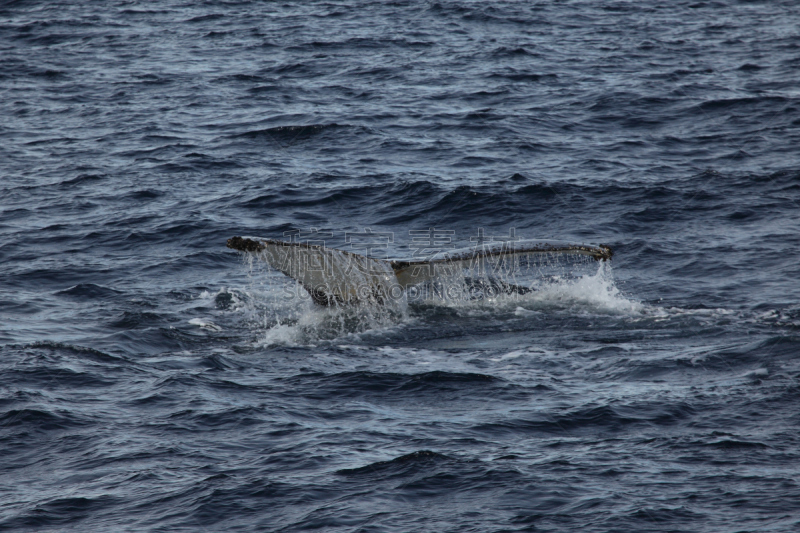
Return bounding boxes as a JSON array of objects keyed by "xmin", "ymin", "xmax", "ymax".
[{"xmin": 227, "ymin": 236, "xmax": 612, "ymax": 306}]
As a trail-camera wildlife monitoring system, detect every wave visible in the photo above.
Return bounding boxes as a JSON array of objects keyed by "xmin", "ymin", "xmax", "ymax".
[
  {"xmin": 230, "ymin": 123, "xmax": 373, "ymax": 144},
  {"xmin": 5, "ymin": 341, "xmax": 122, "ymax": 362},
  {"xmin": 55, "ymin": 283, "xmax": 122, "ymax": 300},
  {"xmin": 277, "ymin": 370, "xmax": 523, "ymax": 402},
  {"xmin": 0, "ymin": 408, "xmax": 90, "ymax": 431},
  {"xmin": 231, "ymin": 170, "xmax": 800, "ymax": 230},
  {"xmin": 472, "ymin": 401, "xmax": 696, "ymax": 436},
  {"xmin": 336, "ymin": 450, "xmax": 449, "ymax": 476}
]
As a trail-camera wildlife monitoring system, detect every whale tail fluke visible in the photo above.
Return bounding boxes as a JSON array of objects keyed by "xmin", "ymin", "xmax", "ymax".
[{"xmin": 227, "ymin": 236, "xmax": 612, "ymax": 306}]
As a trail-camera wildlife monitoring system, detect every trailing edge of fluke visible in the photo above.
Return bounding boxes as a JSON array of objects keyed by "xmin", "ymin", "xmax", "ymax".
[{"xmin": 226, "ymin": 236, "xmax": 612, "ymax": 306}]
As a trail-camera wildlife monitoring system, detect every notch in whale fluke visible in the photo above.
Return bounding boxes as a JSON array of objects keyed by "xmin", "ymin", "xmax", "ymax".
[{"xmin": 226, "ymin": 236, "xmax": 612, "ymax": 305}]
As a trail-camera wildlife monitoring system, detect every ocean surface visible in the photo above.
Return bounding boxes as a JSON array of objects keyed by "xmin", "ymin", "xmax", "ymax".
[{"xmin": 2, "ymin": 1, "xmax": 800, "ymax": 531}]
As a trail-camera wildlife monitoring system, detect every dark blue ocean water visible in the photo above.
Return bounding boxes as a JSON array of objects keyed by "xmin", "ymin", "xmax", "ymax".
[{"xmin": 2, "ymin": 1, "xmax": 800, "ymax": 531}]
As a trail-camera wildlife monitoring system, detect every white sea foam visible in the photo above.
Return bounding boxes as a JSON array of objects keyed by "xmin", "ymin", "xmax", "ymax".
[
  {"xmin": 513, "ymin": 261, "xmax": 642, "ymax": 315},
  {"xmin": 244, "ymin": 254, "xmax": 646, "ymax": 345},
  {"xmin": 188, "ymin": 318, "xmax": 222, "ymax": 331}
]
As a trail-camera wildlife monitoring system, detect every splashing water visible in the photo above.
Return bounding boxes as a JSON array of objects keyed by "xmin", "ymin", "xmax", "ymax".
[
  {"xmin": 239, "ymin": 248, "xmax": 640, "ymax": 344},
  {"xmin": 237, "ymin": 252, "xmax": 408, "ymax": 344},
  {"xmin": 520, "ymin": 261, "xmax": 643, "ymax": 315}
]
